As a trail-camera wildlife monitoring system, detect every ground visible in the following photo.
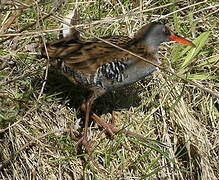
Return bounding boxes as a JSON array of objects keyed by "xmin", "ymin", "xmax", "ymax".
[{"xmin": 0, "ymin": 0, "xmax": 219, "ymax": 179}]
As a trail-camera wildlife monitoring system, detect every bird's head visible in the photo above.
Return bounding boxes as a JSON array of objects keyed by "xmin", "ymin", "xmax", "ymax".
[{"xmin": 134, "ymin": 22, "xmax": 195, "ymax": 52}]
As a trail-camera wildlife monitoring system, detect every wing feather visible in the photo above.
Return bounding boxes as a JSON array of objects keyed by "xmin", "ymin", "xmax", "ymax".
[{"xmin": 42, "ymin": 35, "xmax": 152, "ymax": 74}]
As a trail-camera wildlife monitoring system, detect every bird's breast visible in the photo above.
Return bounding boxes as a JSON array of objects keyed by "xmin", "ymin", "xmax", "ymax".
[{"xmin": 92, "ymin": 58, "xmax": 159, "ymax": 90}]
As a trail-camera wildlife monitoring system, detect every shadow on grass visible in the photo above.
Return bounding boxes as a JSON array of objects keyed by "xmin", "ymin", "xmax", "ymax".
[{"xmin": 43, "ymin": 68, "xmax": 143, "ymax": 116}]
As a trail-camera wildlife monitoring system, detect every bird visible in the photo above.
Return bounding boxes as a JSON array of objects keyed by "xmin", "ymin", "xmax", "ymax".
[{"xmin": 41, "ymin": 22, "xmax": 194, "ymax": 151}]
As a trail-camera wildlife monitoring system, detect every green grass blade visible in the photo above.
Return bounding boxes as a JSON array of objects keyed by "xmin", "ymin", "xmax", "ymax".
[
  {"xmin": 181, "ymin": 31, "xmax": 211, "ymax": 68},
  {"xmin": 197, "ymin": 55, "xmax": 219, "ymax": 67},
  {"xmin": 186, "ymin": 73, "xmax": 218, "ymax": 80}
]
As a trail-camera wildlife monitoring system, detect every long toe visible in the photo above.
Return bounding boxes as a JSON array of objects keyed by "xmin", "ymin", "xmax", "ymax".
[
  {"xmin": 90, "ymin": 112, "xmax": 149, "ymax": 140},
  {"xmin": 90, "ymin": 112, "xmax": 115, "ymax": 137},
  {"xmin": 76, "ymin": 134, "xmax": 92, "ymax": 155}
]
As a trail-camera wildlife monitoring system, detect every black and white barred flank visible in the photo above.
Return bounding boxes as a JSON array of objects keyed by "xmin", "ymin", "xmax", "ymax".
[{"xmin": 96, "ymin": 60, "xmax": 127, "ymax": 82}]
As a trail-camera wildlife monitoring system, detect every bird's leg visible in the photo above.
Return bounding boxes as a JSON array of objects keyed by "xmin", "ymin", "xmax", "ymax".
[
  {"xmin": 78, "ymin": 90, "xmax": 148, "ymax": 152},
  {"xmin": 77, "ymin": 94, "xmax": 95, "ymax": 154},
  {"xmin": 111, "ymin": 111, "xmax": 116, "ymax": 126},
  {"xmin": 80, "ymin": 104, "xmax": 115, "ymax": 137},
  {"xmin": 77, "ymin": 90, "xmax": 106, "ymax": 154}
]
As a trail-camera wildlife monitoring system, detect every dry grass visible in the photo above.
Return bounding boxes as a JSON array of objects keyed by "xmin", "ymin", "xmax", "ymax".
[{"xmin": 0, "ymin": 0, "xmax": 219, "ymax": 179}]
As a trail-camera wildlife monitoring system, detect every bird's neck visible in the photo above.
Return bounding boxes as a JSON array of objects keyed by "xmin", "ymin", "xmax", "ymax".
[{"xmin": 129, "ymin": 38, "xmax": 159, "ymax": 55}]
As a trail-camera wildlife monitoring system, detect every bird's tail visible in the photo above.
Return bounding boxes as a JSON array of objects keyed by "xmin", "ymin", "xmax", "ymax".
[{"xmin": 41, "ymin": 9, "xmax": 80, "ymax": 61}]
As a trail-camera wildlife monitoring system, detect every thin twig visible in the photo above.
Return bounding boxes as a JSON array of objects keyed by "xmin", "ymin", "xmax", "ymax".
[
  {"xmin": 35, "ymin": 1, "xmax": 50, "ymax": 101},
  {"xmin": 156, "ymin": 0, "xmax": 208, "ymax": 20}
]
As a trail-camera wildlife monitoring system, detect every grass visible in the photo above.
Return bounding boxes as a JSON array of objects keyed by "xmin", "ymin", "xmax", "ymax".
[{"xmin": 0, "ymin": 0, "xmax": 219, "ymax": 179}]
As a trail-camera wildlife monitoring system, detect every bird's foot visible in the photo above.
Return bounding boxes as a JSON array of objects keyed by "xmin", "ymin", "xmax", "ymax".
[
  {"xmin": 75, "ymin": 133, "xmax": 92, "ymax": 155},
  {"xmin": 80, "ymin": 105, "xmax": 148, "ymax": 142},
  {"xmin": 89, "ymin": 112, "xmax": 148, "ymax": 140},
  {"xmin": 89, "ymin": 111, "xmax": 116, "ymax": 137}
]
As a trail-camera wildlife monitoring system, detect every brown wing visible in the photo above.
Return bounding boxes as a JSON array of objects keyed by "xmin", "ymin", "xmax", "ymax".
[
  {"xmin": 41, "ymin": 36, "xmax": 83, "ymax": 58},
  {"xmin": 42, "ymin": 36, "xmax": 133, "ymax": 74}
]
